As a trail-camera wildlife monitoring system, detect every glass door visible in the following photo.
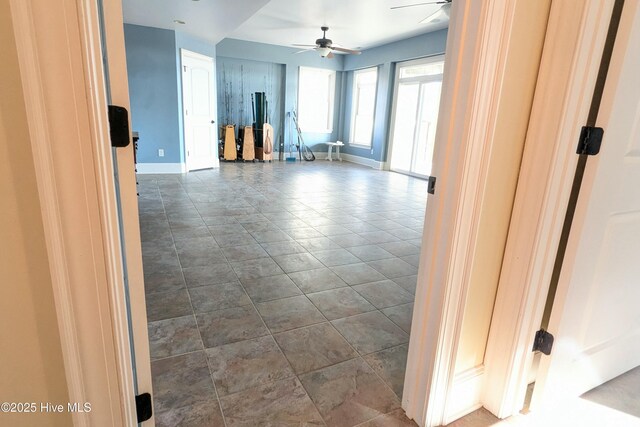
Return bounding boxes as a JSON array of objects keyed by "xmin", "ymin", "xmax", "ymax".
[{"xmin": 389, "ymin": 58, "xmax": 444, "ymax": 178}]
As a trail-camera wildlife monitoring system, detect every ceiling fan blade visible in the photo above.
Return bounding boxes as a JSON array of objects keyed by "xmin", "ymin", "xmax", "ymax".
[
  {"xmin": 327, "ymin": 51, "xmax": 335, "ymax": 59},
  {"xmin": 420, "ymin": 2, "xmax": 452, "ymax": 24},
  {"xmin": 331, "ymin": 46, "xmax": 361, "ymax": 55},
  {"xmin": 293, "ymin": 49, "xmax": 313, "ymax": 54},
  {"xmin": 391, "ymin": 1, "xmax": 445, "ymax": 10},
  {"xmin": 292, "ymin": 44, "xmax": 318, "ymax": 47}
]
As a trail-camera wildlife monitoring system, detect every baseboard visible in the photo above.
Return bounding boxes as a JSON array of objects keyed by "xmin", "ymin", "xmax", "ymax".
[
  {"xmin": 312, "ymin": 152, "xmax": 384, "ymax": 170},
  {"xmin": 342, "ymin": 153, "xmax": 384, "ymax": 170},
  {"xmin": 443, "ymin": 365, "xmax": 485, "ymax": 425},
  {"xmin": 136, "ymin": 163, "xmax": 186, "ymax": 174}
]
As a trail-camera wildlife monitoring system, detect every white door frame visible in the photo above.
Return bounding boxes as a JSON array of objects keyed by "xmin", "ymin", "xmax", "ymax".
[
  {"xmin": 482, "ymin": 0, "xmax": 618, "ymax": 419},
  {"xmin": 101, "ymin": 0, "xmax": 155, "ymax": 421},
  {"xmin": 403, "ymin": 0, "xmax": 535, "ymax": 425},
  {"xmin": 10, "ymin": 0, "xmax": 143, "ymax": 424},
  {"xmin": 386, "ymin": 55, "xmax": 444, "ymax": 178},
  {"xmin": 181, "ymin": 48, "xmax": 219, "ymax": 172}
]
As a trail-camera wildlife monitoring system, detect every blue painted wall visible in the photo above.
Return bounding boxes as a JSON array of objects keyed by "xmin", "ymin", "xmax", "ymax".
[
  {"xmin": 124, "ymin": 25, "xmax": 447, "ymax": 165},
  {"xmin": 216, "ymin": 57, "xmax": 285, "ymax": 151},
  {"xmin": 341, "ymin": 29, "xmax": 448, "ymax": 162},
  {"xmin": 343, "ymin": 29, "xmax": 448, "ymax": 71},
  {"xmin": 124, "ymin": 25, "xmax": 218, "ymax": 165},
  {"xmin": 216, "ymin": 30, "xmax": 447, "ymax": 162},
  {"xmin": 216, "ymin": 39, "xmax": 345, "ymax": 153},
  {"xmin": 124, "ymin": 24, "xmax": 181, "ymax": 164}
]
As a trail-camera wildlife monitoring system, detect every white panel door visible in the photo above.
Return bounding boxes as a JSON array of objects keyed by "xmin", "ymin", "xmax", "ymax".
[
  {"xmin": 537, "ymin": 0, "xmax": 640, "ymax": 404},
  {"xmin": 182, "ymin": 50, "xmax": 218, "ymax": 171}
]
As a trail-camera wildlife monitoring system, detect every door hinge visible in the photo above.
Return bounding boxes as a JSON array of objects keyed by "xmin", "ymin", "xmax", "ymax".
[
  {"xmin": 576, "ymin": 126, "xmax": 604, "ymax": 155},
  {"xmin": 532, "ymin": 329, "xmax": 554, "ymax": 355},
  {"xmin": 108, "ymin": 105, "xmax": 130, "ymax": 148},
  {"xmin": 135, "ymin": 393, "xmax": 152, "ymax": 423},
  {"xmin": 183, "ymin": 65, "xmax": 187, "ymax": 72},
  {"xmin": 427, "ymin": 176, "xmax": 437, "ymax": 195}
]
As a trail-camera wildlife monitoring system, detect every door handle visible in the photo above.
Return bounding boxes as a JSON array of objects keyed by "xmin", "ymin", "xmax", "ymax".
[{"xmin": 211, "ymin": 120, "xmax": 215, "ymax": 124}]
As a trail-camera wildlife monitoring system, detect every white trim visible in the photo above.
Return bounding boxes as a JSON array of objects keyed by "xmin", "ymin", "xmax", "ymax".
[
  {"xmin": 338, "ymin": 153, "xmax": 384, "ymax": 170},
  {"xmin": 181, "ymin": 47, "xmax": 215, "ymax": 63},
  {"xmin": 349, "ymin": 67, "xmax": 378, "ymax": 148},
  {"xmin": 102, "ymin": 0, "xmax": 155, "ymax": 419},
  {"xmin": 297, "ymin": 66, "xmax": 336, "ymax": 133},
  {"xmin": 443, "ymin": 366, "xmax": 485, "ymax": 425},
  {"xmin": 77, "ymin": 0, "xmax": 138, "ymax": 421},
  {"xmin": 9, "ymin": 2, "xmax": 88, "ymax": 424},
  {"xmin": 11, "ymin": 0, "xmax": 139, "ymax": 423},
  {"xmin": 312, "ymin": 151, "xmax": 384, "ymax": 170},
  {"xmin": 482, "ymin": 0, "xmax": 616, "ymax": 419},
  {"xmin": 402, "ymin": 1, "xmax": 525, "ymax": 425},
  {"xmin": 137, "ymin": 162, "xmax": 187, "ymax": 174},
  {"xmin": 181, "ymin": 48, "xmax": 219, "ymax": 172}
]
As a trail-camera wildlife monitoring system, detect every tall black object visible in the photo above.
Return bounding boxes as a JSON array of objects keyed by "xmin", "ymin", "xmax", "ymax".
[
  {"xmin": 254, "ymin": 92, "xmax": 266, "ymax": 146},
  {"xmin": 253, "ymin": 92, "xmax": 267, "ymax": 160}
]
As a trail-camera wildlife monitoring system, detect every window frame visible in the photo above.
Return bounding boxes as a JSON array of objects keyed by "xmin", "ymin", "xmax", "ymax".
[
  {"xmin": 349, "ymin": 67, "xmax": 379, "ymax": 148},
  {"xmin": 297, "ymin": 66, "xmax": 336, "ymax": 134}
]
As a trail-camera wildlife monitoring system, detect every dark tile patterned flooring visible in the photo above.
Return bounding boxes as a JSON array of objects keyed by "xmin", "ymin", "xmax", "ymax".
[{"xmin": 138, "ymin": 161, "xmax": 425, "ymax": 426}]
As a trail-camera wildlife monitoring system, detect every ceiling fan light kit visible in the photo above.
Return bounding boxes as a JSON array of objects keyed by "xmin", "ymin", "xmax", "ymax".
[
  {"xmin": 292, "ymin": 26, "xmax": 361, "ymax": 58},
  {"xmin": 317, "ymin": 47, "xmax": 332, "ymax": 57}
]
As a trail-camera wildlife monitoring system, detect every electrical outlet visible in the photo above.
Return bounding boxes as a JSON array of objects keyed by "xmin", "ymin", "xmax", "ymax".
[{"xmin": 158, "ymin": 149, "xmax": 164, "ymax": 157}]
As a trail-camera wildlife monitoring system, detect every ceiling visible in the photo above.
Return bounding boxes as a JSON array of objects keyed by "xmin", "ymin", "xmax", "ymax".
[
  {"xmin": 122, "ymin": 0, "xmax": 449, "ymax": 50},
  {"xmin": 122, "ymin": 0, "xmax": 270, "ymax": 44}
]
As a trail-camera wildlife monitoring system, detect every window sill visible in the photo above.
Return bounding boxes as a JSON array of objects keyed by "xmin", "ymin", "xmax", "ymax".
[
  {"xmin": 299, "ymin": 129, "xmax": 333, "ymax": 135},
  {"xmin": 349, "ymin": 143, "xmax": 373, "ymax": 149}
]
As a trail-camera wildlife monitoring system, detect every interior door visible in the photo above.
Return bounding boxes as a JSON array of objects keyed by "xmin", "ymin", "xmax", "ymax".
[
  {"xmin": 536, "ymin": 0, "xmax": 640, "ymax": 405},
  {"xmin": 182, "ymin": 50, "xmax": 219, "ymax": 171}
]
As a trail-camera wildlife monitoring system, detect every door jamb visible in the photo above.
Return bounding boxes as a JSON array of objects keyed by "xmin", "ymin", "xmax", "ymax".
[
  {"xmin": 403, "ymin": 0, "xmax": 529, "ymax": 425},
  {"xmin": 10, "ymin": 0, "xmax": 139, "ymax": 424},
  {"xmin": 101, "ymin": 0, "xmax": 155, "ymax": 421},
  {"xmin": 481, "ymin": 0, "xmax": 617, "ymax": 419}
]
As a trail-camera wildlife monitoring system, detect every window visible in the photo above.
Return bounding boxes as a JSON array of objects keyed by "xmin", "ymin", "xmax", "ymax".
[
  {"xmin": 349, "ymin": 67, "xmax": 378, "ymax": 148},
  {"xmin": 297, "ymin": 67, "xmax": 336, "ymax": 133},
  {"xmin": 399, "ymin": 61, "xmax": 444, "ymax": 79}
]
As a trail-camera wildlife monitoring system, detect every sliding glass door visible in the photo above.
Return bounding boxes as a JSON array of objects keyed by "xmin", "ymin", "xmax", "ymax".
[{"xmin": 389, "ymin": 58, "xmax": 444, "ymax": 178}]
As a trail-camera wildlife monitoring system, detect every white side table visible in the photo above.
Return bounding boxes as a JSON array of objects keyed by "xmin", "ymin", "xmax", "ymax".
[{"xmin": 326, "ymin": 141, "xmax": 344, "ymax": 162}]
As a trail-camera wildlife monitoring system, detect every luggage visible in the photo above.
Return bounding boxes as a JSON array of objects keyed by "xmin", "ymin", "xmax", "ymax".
[
  {"xmin": 263, "ymin": 123, "xmax": 274, "ymax": 162},
  {"xmin": 223, "ymin": 125, "xmax": 236, "ymax": 161},
  {"xmin": 242, "ymin": 126, "xmax": 255, "ymax": 161}
]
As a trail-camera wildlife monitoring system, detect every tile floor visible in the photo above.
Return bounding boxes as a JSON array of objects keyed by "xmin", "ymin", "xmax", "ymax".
[{"xmin": 138, "ymin": 161, "xmax": 427, "ymax": 426}]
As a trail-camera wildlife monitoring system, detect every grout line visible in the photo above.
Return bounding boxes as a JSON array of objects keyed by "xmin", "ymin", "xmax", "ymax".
[
  {"xmin": 156, "ymin": 180, "xmax": 229, "ymax": 427},
  {"xmin": 141, "ymin": 164, "xmax": 426, "ymax": 425}
]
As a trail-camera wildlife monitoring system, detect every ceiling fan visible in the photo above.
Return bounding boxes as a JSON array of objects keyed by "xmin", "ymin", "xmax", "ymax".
[
  {"xmin": 293, "ymin": 27, "xmax": 361, "ymax": 58},
  {"xmin": 391, "ymin": 0, "xmax": 453, "ymax": 25}
]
